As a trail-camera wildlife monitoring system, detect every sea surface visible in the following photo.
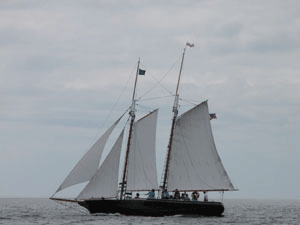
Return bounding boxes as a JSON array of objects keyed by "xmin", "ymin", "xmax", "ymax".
[{"xmin": 0, "ymin": 198, "xmax": 299, "ymax": 225}]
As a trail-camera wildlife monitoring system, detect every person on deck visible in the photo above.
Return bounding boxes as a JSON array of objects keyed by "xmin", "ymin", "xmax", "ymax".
[
  {"xmin": 162, "ymin": 189, "xmax": 170, "ymax": 199},
  {"xmin": 183, "ymin": 191, "xmax": 190, "ymax": 200},
  {"xmin": 192, "ymin": 191, "xmax": 200, "ymax": 201},
  {"xmin": 185, "ymin": 193, "xmax": 190, "ymax": 201},
  {"xmin": 203, "ymin": 191, "xmax": 208, "ymax": 202},
  {"xmin": 181, "ymin": 193, "xmax": 185, "ymax": 199},
  {"xmin": 146, "ymin": 189, "xmax": 155, "ymax": 199},
  {"xmin": 134, "ymin": 193, "xmax": 140, "ymax": 199},
  {"xmin": 174, "ymin": 189, "xmax": 180, "ymax": 199}
]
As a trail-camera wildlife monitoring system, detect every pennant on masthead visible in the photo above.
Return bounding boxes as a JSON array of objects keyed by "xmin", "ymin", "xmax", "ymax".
[{"xmin": 186, "ymin": 42, "xmax": 195, "ymax": 47}]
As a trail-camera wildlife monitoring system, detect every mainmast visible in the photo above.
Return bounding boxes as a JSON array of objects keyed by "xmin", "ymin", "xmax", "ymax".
[
  {"xmin": 120, "ymin": 58, "xmax": 140, "ymax": 199},
  {"xmin": 161, "ymin": 43, "xmax": 193, "ymax": 191}
]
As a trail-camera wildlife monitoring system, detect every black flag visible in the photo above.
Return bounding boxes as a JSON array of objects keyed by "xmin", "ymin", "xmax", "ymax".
[{"xmin": 139, "ymin": 69, "xmax": 146, "ymax": 75}]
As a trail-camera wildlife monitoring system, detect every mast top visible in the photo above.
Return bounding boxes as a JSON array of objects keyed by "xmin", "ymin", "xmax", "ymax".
[
  {"xmin": 130, "ymin": 58, "xmax": 140, "ymax": 117},
  {"xmin": 173, "ymin": 42, "xmax": 194, "ymax": 114},
  {"xmin": 175, "ymin": 46, "xmax": 186, "ymax": 96}
]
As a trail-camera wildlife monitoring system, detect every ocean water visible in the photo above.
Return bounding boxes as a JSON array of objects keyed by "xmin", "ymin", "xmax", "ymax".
[{"xmin": 0, "ymin": 198, "xmax": 299, "ymax": 225}]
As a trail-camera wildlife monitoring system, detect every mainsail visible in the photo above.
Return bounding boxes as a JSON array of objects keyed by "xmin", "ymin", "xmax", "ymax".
[
  {"xmin": 77, "ymin": 129, "xmax": 125, "ymax": 199},
  {"xmin": 166, "ymin": 101, "xmax": 235, "ymax": 191},
  {"xmin": 55, "ymin": 116, "xmax": 122, "ymax": 193},
  {"xmin": 126, "ymin": 109, "xmax": 159, "ymax": 191}
]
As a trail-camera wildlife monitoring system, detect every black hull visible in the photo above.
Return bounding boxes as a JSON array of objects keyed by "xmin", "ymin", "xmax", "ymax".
[{"xmin": 78, "ymin": 199, "xmax": 224, "ymax": 217}]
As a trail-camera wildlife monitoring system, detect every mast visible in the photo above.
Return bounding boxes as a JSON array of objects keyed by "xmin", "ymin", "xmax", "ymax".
[
  {"xmin": 120, "ymin": 58, "xmax": 140, "ymax": 199},
  {"xmin": 161, "ymin": 46, "xmax": 187, "ymax": 191}
]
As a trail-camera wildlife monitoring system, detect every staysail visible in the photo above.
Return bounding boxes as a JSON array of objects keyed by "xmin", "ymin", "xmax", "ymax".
[
  {"xmin": 126, "ymin": 109, "xmax": 159, "ymax": 191},
  {"xmin": 77, "ymin": 129, "xmax": 124, "ymax": 199},
  {"xmin": 55, "ymin": 116, "xmax": 122, "ymax": 193},
  {"xmin": 167, "ymin": 101, "xmax": 235, "ymax": 191}
]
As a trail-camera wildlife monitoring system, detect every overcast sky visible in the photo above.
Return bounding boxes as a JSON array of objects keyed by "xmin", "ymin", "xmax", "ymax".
[{"xmin": 1, "ymin": 0, "xmax": 299, "ymax": 199}]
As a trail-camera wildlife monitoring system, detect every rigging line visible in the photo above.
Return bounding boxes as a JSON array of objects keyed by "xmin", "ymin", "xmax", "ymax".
[
  {"xmin": 52, "ymin": 200, "xmax": 89, "ymax": 215},
  {"xmin": 135, "ymin": 103, "xmax": 154, "ymax": 113},
  {"xmin": 100, "ymin": 64, "xmax": 136, "ymax": 127},
  {"xmin": 179, "ymin": 103, "xmax": 197, "ymax": 108},
  {"xmin": 179, "ymin": 98, "xmax": 201, "ymax": 105},
  {"xmin": 137, "ymin": 69, "xmax": 173, "ymax": 99},
  {"xmin": 137, "ymin": 95, "xmax": 174, "ymax": 102},
  {"xmin": 137, "ymin": 56, "xmax": 182, "ymax": 100},
  {"xmin": 87, "ymin": 64, "xmax": 136, "ymax": 148},
  {"xmin": 123, "ymin": 112, "xmax": 131, "ymax": 128}
]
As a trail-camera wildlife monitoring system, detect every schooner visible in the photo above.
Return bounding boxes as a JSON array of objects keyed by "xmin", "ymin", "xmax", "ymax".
[{"xmin": 50, "ymin": 43, "xmax": 236, "ymax": 216}]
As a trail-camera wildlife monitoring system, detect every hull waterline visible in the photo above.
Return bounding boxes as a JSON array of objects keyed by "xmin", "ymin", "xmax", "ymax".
[{"xmin": 78, "ymin": 199, "xmax": 224, "ymax": 216}]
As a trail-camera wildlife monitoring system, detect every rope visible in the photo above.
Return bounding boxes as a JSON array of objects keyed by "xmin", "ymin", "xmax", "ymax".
[
  {"xmin": 137, "ymin": 95, "xmax": 174, "ymax": 102},
  {"xmin": 52, "ymin": 199, "xmax": 89, "ymax": 215},
  {"xmin": 88, "ymin": 63, "xmax": 136, "ymax": 148},
  {"xmin": 179, "ymin": 98, "xmax": 199, "ymax": 106},
  {"xmin": 135, "ymin": 103, "xmax": 155, "ymax": 113},
  {"xmin": 137, "ymin": 56, "xmax": 182, "ymax": 101},
  {"xmin": 99, "ymin": 65, "xmax": 135, "ymax": 127}
]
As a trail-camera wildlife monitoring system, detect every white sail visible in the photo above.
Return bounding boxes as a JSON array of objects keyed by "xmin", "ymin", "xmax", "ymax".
[
  {"xmin": 77, "ymin": 129, "xmax": 124, "ymax": 199},
  {"xmin": 55, "ymin": 116, "xmax": 122, "ymax": 193},
  {"xmin": 126, "ymin": 109, "xmax": 159, "ymax": 191},
  {"xmin": 167, "ymin": 101, "xmax": 235, "ymax": 191}
]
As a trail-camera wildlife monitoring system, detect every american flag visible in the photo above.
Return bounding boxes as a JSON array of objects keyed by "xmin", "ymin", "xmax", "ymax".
[{"xmin": 210, "ymin": 113, "xmax": 217, "ymax": 120}]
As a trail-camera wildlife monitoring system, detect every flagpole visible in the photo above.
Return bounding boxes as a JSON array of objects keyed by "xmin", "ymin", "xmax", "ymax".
[{"xmin": 120, "ymin": 58, "xmax": 140, "ymax": 199}]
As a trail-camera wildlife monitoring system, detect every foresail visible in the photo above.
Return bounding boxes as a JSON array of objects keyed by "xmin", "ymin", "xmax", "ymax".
[
  {"xmin": 126, "ymin": 109, "xmax": 159, "ymax": 191},
  {"xmin": 167, "ymin": 101, "xmax": 235, "ymax": 191},
  {"xmin": 55, "ymin": 116, "xmax": 122, "ymax": 193},
  {"xmin": 77, "ymin": 129, "xmax": 124, "ymax": 199}
]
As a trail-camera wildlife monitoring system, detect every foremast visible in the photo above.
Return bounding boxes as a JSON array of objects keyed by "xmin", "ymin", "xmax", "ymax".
[
  {"xmin": 120, "ymin": 58, "xmax": 140, "ymax": 199},
  {"xmin": 161, "ymin": 44, "xmax": 191, "ymax": 191}
]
